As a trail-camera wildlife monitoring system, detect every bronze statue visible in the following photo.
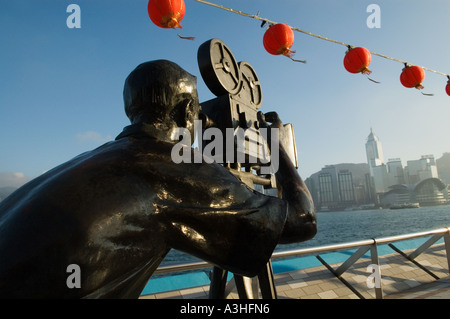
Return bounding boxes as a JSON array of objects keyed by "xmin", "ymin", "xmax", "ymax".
[{"xmin": 0, "ymin": 59, "xmax": 316, "ymax": 298}]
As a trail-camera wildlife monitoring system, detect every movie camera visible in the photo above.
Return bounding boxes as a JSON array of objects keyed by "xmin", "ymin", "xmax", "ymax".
[{"xmin": 197, "ymin": 38, "xmax": 298, "ymax": 189}]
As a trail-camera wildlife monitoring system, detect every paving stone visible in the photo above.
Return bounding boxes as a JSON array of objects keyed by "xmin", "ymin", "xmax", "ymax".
[
  {"xmin": 287, "ymin": 279, "xmax": 308, "ymax": 289},
  {"xmin": 318, "ymin": 290, "xmax": 338, "ymax": 299}
]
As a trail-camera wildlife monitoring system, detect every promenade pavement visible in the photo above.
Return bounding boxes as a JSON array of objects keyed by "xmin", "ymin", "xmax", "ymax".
[{"xmin": 141, "ymin": 242, "xmax": 450, "ymax": 299}]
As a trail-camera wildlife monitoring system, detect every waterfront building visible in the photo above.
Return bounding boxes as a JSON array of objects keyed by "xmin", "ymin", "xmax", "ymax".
[
  {"xmin": 414, "ymin": 178, "xmax": 447, "ymax": 206},
  {"xmin": 364, "ymin": 172, "xmax": 377, "ymax": 204},
  {"xmin": 353, "ymin": 184, "xmax": 367, "ymax": 205},
  {"xmin": 381, "ymin": 178, "xmax": 448, "ymax": 207},
  {"xmin": 404, "ymin": 155, "xmax": 439, "ymax": 184},
  {"xmin": 317, "ymin": 165, "xmax": 339, "ymax": 208},
  {"xmin": 338, "ymin": 170, "xmax": 355, "ymax": 205},
  {"xmin": 387, "ymin": 158, "xmax": 405, "ymax": 186},
  {"xmin": 313, "ymin": 166, "xmax": 357, "ymax": 211}
]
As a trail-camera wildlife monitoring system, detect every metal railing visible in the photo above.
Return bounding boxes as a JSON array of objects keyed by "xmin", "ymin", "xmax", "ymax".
[{"xmin": 153, "ymin": 227, "xmax": 450, "ymax": 299}]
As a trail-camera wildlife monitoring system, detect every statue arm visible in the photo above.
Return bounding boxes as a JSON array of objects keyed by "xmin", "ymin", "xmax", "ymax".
[
  {"xmin": 157, "ymin": 160, "xmax": 288, "ymax": 277},
  {"xmin": 258, "ymin": 111, "xmax": 317, "ymax": 244}
]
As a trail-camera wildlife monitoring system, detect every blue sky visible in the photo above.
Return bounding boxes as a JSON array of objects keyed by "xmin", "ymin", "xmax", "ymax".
[{"xmin": 1, "ymin": 0, "xmax": 450, "ymax": 187}]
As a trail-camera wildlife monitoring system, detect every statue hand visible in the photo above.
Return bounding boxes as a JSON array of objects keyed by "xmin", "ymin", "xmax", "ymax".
[{"xmin": 257, "ymin": 111, "xmax": 283, "ymax": 129}]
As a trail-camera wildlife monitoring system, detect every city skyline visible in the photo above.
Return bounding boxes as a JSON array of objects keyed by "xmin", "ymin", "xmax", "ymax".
[
  {"xmin": 305, "ymin": 127, "xmax": 449, "ymax": 211},
  {"xmin": 307, "ymin": 127, "xmax": 449, "ymax": 184},
  {"xmin": 1, "ymin": 1, "xmax": 450, "ymax": 187}
]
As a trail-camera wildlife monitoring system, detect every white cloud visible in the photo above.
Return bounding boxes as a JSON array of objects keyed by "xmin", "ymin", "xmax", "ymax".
[
  {"xmin": 13, "ymin": 172, "xmax": 25, "ymax": 179},
  {"xmin": 76, "ymin": 131, "xmax": 112, "ymax": 144},
  {"xmin": 0, "ymin": 172, "xmax": 31, "ymax": 188}
]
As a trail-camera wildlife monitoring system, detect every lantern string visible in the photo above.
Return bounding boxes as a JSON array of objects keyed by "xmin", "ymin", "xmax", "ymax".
[{"xmin": 192, "ymin": 0, "xmax": 449, "ymax": 78}]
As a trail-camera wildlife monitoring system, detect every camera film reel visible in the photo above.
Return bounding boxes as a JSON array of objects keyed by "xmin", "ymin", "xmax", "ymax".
[
  {"xmin": 238, "ymin": 61, "xmax": 262, "ymax": 108},
  {"xmin": 198, "ymin": 39, "xmax": 263, "ymax": 106},
  {"xmin": 197, "ymin": 38, "xmax": 242, "ymax": 96}
]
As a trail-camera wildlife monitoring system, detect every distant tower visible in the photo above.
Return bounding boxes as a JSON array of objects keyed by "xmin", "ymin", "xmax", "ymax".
[
  {"xmin": 365, "ymin": 128, "xmax": 384, "ymax": 170},
  {"xmin": 365, "ymin": 128, "xmax": 388, "ymax": 193}
]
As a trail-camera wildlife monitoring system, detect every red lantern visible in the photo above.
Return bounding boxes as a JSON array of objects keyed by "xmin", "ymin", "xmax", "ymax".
[
  {"xmin": 400, "ymin": 65, "xmax": 425, "ymax": 89},
  {"xmin": 446, "ymin": 79, "xmax": 450, "ymax": 96},
  {"xmin": 343, "ymin": 47, "xmax": 372, "ymax": 75},
  {"xmin": 263, "ymin": 23, "xmax": 295, "ymax": 57},
  {"xmin": 147, "ymin": 0, "xmax": 185, "ymax": 29}
]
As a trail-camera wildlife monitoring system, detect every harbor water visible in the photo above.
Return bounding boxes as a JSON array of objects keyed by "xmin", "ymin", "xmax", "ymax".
[{"xmin": 161, "ymin": 204, "xmax": 450, "ymax": 266}]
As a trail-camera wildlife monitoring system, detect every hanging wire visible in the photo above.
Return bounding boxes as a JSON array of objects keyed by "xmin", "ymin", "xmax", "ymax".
[{"xmin": 192, "ymin": 0, "xmax": 449, "ymax": 78}]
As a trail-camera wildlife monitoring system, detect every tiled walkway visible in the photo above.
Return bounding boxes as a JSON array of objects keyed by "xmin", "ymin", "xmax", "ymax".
[{"xmin": 141, "ymin": 243, "xmax": 450, "ymax": 299}]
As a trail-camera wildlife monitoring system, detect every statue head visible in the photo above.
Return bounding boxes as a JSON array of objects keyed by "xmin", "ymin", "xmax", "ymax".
[{"xmin": 123, "ymin": 60, "xmax": 200, "ymax": 144}]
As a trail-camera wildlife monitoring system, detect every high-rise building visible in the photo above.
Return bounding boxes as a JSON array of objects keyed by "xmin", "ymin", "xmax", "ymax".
[
  {"xmin": 318, "ymin": 165, "xmax": 339, "ymax": 206},
  {"xmin": 365, "ymin": 128, "xmax": 384, "ymax": 169},
  {"xmin": 365, "ymin": 129, "xmax": 389, "ymax": 193},
  {"xmin": 338, "ymin": 170, "xmax": 355, "ymax": 204},
  {"xmin": 315, "ymin": 165, "xmax": 357, "ymax": 210}
]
